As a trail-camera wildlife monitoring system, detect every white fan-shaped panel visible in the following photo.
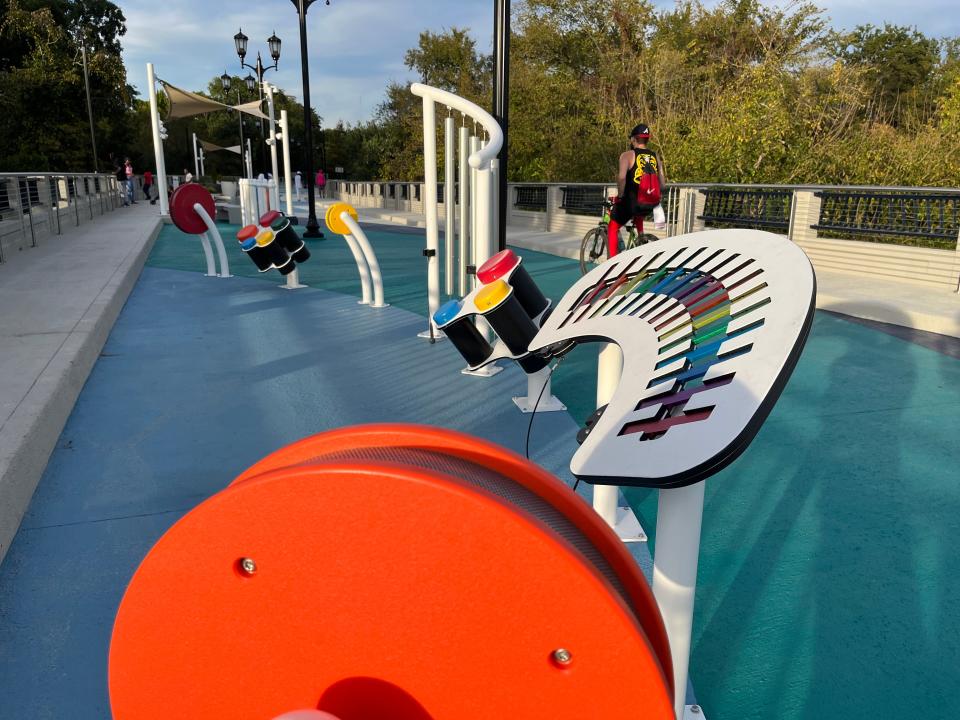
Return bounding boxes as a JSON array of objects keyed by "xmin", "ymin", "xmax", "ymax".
[{"xmin": 530, "ymin": 229, "xmax": 816, "ymax": 488}]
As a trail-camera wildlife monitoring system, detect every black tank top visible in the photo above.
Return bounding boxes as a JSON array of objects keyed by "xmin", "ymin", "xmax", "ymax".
[{"xmin": 623, "ymin": 149, "xmax": 658, "ymax": 194}]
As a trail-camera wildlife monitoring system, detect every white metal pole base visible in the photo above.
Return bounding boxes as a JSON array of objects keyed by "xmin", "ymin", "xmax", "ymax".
[
  {"xmin": 367, "ymin": 302, "xmax": 390, "ymax": 308},
  {"xmin": 652, "ymin": 481, "xmax": 706, "ymax": 720},
  {"xmin": 279, "ymin": 268, "xmax": 307, "ymax": 290},
  {"xmin": 462, "ymin": 363, "xmax": 502, "ymax": 377},
  {"xmin": 612, "ymin": 505, "xmax": 648, "ymax": 543},
  {"xmin": 512, "ymin": 367, "xmax": 566, "ymax": 413},
  {"xmin": 683, "ymin": 704, "xmax": 706, "ymax": 720},
  {"xmin": 418, "ymin": 327, "xmax": 446, "ymax": 341}
]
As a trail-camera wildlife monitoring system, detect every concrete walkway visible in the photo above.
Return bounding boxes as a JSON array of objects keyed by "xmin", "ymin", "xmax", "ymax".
[
  {"xmin": 312, "ymin": 198, "xmax": 960, "ymax": 339},
  {"xmin": 0, "ymin": 202, "xmax": 161, "ymax": 564}
]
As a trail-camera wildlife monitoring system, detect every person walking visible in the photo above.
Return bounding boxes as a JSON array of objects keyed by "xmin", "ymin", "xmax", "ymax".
[
  {"xmin": 124, "ymin": 158, "xmax": 137, "ymax": 204},
  {"xmin": 607, "ymin": 123, "xmax": 666, "ymax": 258},
  {"xmin": 115, "ymin": 163, "xmax": 129, "ymax": 206},
  {"xmin": 294, "ymin": 170, "xmax": 303, "ymax": 201},
  {"xmin": 315, "ymin": 168, "xmax": 326, "ymax": 199},
  {"xmin": 143, "ymin": 169, "xmax": 154, "ymax": 205}
]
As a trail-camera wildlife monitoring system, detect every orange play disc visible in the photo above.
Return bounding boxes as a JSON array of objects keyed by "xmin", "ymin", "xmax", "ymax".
[{"xmin": 110, "ymin": 425, "xmax": 673, "ymax": 719}]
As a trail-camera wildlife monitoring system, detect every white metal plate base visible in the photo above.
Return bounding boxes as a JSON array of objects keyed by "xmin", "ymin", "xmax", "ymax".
[
  {"xmin": 683, "ymin": 704, "xmax": 706, "ymax": 719},
  {"xmin": 512, "ymin": 394, "xmax": 566, "ymax": 413},
  {"xmin": 462, "ymin": 363, "xmax": 503, "ymax": 377},
  {"xmin": 280, "ymin": 282, "xmax": 308, "ymax": 290},
  {"xmin": 219, "ymin": 274, "xmax": 233, "ymax": 278},
  {"xmin": 613, "ymin": 505, "xmax": 648, "ymax": 543},
  {"xmin": 418, "ymin": 329, "xmax": 447, "ymax": 341}
]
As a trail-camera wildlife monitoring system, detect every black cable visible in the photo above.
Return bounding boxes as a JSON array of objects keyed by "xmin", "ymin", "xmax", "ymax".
[
  {"xmin": 524, "ymin": 355, "xmax": 566, "ymax": 460},
  {"xmin": 572, "ymin": 477, "xmax": 581, "ymax": 493}
]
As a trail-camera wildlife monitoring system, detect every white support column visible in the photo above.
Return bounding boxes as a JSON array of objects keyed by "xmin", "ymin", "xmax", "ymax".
[
  {"xmin": 512, "ymin": 366, "xmax": 566, "ymax": 413},
  {"xmin": 341, "ymin": 212, "xmax": 387, "ymax": 308},
  {"xmin": 192, "ymin": 132, "xmax": 199, "ymax": 179},
  {"xmin": 419, "ymin": 97, "xmax": 442, "ymax": 338},
  {"xmin": 197, "ymin": 233, "xmax": 217, "ymax": 276},
  {"xmin": 264, "ymin": 82, "xmax": 280, "ymax": 208},
  {"xmin": 246, "ymin": 139, "xmax": 253, "ymax": 180},
  {"xmin": 469, "ymin": 134, "xmax": 479, "ymax": 289},
  {"xmin": 593, "ymin": 343, "xmax": 623, "ymax": 527},
  {"xmin": 342, "ymin": 233, "xmax": 373, "ymax": 304},
  {"xmin": 194, "ymin": 202, "xmax": 231, "ymax": 278},
  {"xmin": 146, "ymin": 63, "xmax": 169, "ymax": 217},
  {"xmin": 653, "ymin": 482, "xmax": 706, "ymax": 720},
  {"xmin": 280, "ymin": 110, "xmax": 294, "ymax": 216},
  {"xmin": 198, "ymin": 148, "xmax": 205, "ymax": 178},
  {"xmin": 444, "ymin": 114, "xmax": 456, "ymax": 296},
  {"xmin": 458, "ymin": 125, "xmax": 470, "ymax": 296}
]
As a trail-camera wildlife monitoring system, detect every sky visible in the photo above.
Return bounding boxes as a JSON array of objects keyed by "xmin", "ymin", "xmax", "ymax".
[{"xmin": 119, "ymin": 0, "xmax": 960, "ymax": 127}]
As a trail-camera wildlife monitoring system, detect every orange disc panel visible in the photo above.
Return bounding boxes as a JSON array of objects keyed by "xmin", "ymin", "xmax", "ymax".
[{"xmin": 110, "ymin": 426, "xmax": 675, "ymax": 720}]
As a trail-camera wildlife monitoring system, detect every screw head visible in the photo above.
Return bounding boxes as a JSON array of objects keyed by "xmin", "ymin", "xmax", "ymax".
[
  {"xmin": 552, "ymin": 648, "xmax": 572, "ymax": 666},
  {"xmin": 691, "ymin": 705, "xmax": 702, "ymax": 715},
  {"xmin": 238, "ymin": 557, "xmax": 257, "ymax": 576}
]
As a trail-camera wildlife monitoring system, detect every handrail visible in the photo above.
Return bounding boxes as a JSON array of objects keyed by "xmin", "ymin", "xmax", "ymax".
[{"xmin": 409, "ymin": 83, "xmax": 502, "ymax": 169}]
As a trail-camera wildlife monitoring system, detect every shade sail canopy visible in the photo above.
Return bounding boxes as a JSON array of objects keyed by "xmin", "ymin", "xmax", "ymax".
[
  {"xmin": 160, "ymin": 80, "xmax": 269, "ymax": 120},
  {"xmin": 200, "ymin": 140, "xmax": 242, "ymax": 155}
]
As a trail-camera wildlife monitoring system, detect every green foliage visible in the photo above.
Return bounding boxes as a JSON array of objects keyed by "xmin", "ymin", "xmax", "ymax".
[{"xmin": 0, "ymin": 0, "xmax": 135, "ymax": 172}]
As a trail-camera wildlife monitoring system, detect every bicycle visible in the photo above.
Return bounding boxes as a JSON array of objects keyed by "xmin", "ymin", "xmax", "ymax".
[{"xmin": 579, "ymin": 198, "xmax": 660, "ymax": 275}]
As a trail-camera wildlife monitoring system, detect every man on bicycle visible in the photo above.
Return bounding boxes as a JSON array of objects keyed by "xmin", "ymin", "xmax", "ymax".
[{"xmin": 608, "ymin": 123, "xmax": 667, "ymax": 258}]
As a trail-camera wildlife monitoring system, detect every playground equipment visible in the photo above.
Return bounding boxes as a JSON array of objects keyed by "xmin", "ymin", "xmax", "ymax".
[
  {"xmin": 168, "ymin": 183, "xmax": 231, "ymax": 278},
  {"xmin": 109, "ymin": 425, "xmax": 676, "ymax": 720},
  {"xmin": 434, "ymin": 248, "xmax": 564, "ymax": 412},
  {"xmin": 324, "ymin": 202, "xmax": 387, "ymax": 308},
  {"xmin": 528, "ymin": 228, "xmax": 816, "ymax": 717},
  {"xmin": 235, "ymin": 210, "xmax": 310, "ymax": 290},
  {"xmin": 239, "ymin": 178, "xmax": 279, "ymax": 226},
  {"xmin": 411, "ymin": 83, "xmax": 501, "ymax": 338}
]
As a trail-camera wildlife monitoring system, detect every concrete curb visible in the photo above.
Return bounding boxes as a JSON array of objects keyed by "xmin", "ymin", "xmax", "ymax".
[{"xmin": 0, "ymin": 217, "xmax": 162, "ymax": 565}]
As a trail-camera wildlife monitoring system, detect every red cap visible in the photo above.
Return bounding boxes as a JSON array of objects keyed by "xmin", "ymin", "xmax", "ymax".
[
  {"xmin": 476, "ymin": 249, "xmax": 520, "ymax": 284},
  {"xmin": 259, "ymin": 210, "xmax": 282, "ymax": 227},
  {"xmin": 237, "ymin": 225, "xmax": 259, "ymax": 241}
]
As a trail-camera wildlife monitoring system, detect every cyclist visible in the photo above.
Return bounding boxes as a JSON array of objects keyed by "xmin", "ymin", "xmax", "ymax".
[{"xmin": 608, "ymin": 123, "xmax": 667, "ymax": 258}]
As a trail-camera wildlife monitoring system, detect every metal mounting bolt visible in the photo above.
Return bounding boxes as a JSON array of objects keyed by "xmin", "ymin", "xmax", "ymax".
[
  {"xmin": 238, "ymin": 557, "xmax": 257, "ymax": 576},
  {"xmin": 690, "ymin": 705, "xmax": 702, "ymax": 715},
  {"xmin": 552, "ymin": 648, "xmax": 572, "ymax": 665}
]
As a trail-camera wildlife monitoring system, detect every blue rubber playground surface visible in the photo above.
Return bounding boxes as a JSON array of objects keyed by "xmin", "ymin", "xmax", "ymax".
[{"xmin": 1, "ymin": 220, "xmax": 959, "ymax": 719}]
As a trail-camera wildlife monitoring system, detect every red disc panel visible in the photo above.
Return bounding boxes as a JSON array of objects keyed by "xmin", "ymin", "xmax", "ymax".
[
  {"xmin": 476, "ymin": 249, "xmax": 520, "ymax": 284},
  {"xmin": 169, "ymin": 183, "xmax": 216, "ymax": 235},
  {"xmin": 237, "ymin": 224, "xmax": 259, "ymax": 241},
  {"xmin": 110, "ymin": 425, "xmax": 674, "ymax": 720},
  {"xmin": 260, "ymin": 209, "xmax": 283, "ymax": 226}
]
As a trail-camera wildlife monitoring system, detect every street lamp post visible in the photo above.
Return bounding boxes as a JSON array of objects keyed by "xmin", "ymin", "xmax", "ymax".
[
  {"xmin": 233, "ymin": 28, "xmax": 281, "ymax": 176},
  {"xmin": 220, "ymin": 73, "xmax": 248, "ymax": 178},
  {"xmin": 291, "ymin": 0, "xmax": 325, "ymax": 239}
]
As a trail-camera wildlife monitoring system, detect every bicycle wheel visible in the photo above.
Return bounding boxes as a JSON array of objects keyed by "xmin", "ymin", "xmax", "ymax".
[{"xmin": 580, "ymin": 226, "xmax": 607, "ymax": 275}]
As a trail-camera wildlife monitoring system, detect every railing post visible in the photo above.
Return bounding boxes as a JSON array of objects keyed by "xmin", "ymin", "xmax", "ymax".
[
  {"xmin": 691, "ymin": 189, "xmax": 707, "ymax": 232},
  {"xmin": 545, "ymin": 185, "xmax": 563, "ymax": 233},
  {"xmin": 789, "ymin": 190, "xmax": 821, "ymax": 245}
]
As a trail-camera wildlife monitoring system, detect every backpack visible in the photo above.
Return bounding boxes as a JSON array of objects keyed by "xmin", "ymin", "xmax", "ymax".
[{"xmin": 633, "ymin": 151, "xmax": 661, "ymax": 209}]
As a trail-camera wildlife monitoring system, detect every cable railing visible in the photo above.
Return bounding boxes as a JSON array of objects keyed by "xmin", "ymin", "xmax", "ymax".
[{"xmin": 0, "ymin": 172, "xmax": 122, "ymax": 264}]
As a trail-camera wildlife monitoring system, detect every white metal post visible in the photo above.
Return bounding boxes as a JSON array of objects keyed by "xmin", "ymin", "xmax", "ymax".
[
  {"xmin": 652, "ymin": 482, "xmax": 706, "ymax": 720},
  {"xmin": 192, "ymin": 132, "xmax": 199, "ymax": 179},
  {"xmin": 458, "ymin": 125, "xmax": 470, "ymax": 296},
  {"xmin": 146, "ymin": 63, "xmax": 169, "ymax": 216},
  {"xmin": 491, "ymin": 155, "xmax": 499, "ymax": 250},
  {"xmin": 264, "ymin": 82, "xmax": 280, "ymax": 208},
  {"xmin": 474, "ymin": 164, "xmax": 494, "ymax": 281},
  {"xmin": 469, "ymin": 134, "xmax": 479, "ymax": 288},
  {"xmin": 280, "ymin": 110, "xmax": 294, "ymax": 216},
  {"xmin": 342, "ymin": 232, "xmax": 373, "ymax": 305},
  {"xmin": 246, "ymin": 139, "xmax": 253, "ymax": 180},
  {"xmin": 594, "ymin": 343, "xmax": 624, "ymax": 527},
  {"xmin": 194, "ymin": 202, "xmax": 231, "ymax": 278},
  {"xmin": 199, "ymin": 148, "xmax": 205, "ymax": 178},
  {"xmin": 420, "ymin": 97, "xmax": 441, "ymax": 338},
  {"xmin": 444, "ymin": 114, "xmax": 455, "ymax": 296}
]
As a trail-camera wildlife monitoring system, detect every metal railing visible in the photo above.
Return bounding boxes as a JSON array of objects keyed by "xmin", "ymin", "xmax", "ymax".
[
  {"xmin": 514, "ymin": 185, "xmax": 547, "ymax": 212},
  {"xmin": 0, "ymin": 172, "xmax": 122, "ymax": 264},
  {"xmin": 813, "ymin": 189, "xmax": 960, "ymax": 250},
  {"xmin": 699, "ymin": 187, "xmax": 793, "ymax": 231},
  {"xmin": 560, "ymin": 185, "xmax": 608, "ymax": 216}
]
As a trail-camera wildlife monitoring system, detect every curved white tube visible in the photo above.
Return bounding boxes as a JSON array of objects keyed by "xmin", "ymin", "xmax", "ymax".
[
  {"xmin": 410, "ymin": 83, "xmax": 502, "ymax": 169},
  {"xmin": 342, "ymin": 233, "xmax": 372, "ymax": 305},
  {"xmin": 197, "ymin": 232, "xmax": 216, "ymax": 277},
  {"xmin": 341, "ymin": 212, "xmax": 386, "ymax": 308},
  {"xmin": 194, "ymin": 202, "xmax": 231, "ymax": 277}
]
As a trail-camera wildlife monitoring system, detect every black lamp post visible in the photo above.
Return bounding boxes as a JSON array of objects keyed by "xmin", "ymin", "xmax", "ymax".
[
  {"xmin": 233, "ymin": 28, "xmax": 281, "ymax": 175},
  {"xmin": 221, "ymin": 72, "xmax": 247, "ymax": 175},
  {"xmin": 492, "ymin": 0, "xmax": 511, "ymax": 252},
  {"xmin": 291, "ymin": 0, "xmax": 325, "ymax": 239}
]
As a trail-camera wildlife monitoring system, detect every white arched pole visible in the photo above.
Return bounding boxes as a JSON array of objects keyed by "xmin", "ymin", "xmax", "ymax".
[
  {"xmin": 194, "ymin": 203, "xmax": 231, "ymax": 277},
  {"xmin": 458, "ymin": 124, "xmax": 469, "ymax": 296},
  {"xmin": 444, "ymin": 113, "xmax": 455, "ymax": 296},
  {"xmin": 418, "ymin": 95, "xmax": 441, "ymax": 338},
  {"xmin": 341, "ymin": 212, "xmax": 386, "ymax": 308},
  {"xmin": 146, "ymin": 63, "xmax": 168, "ymax": 216},
  {"xmin": 280, "ymin": 110, "xmax": 294, "ymax": 216},
  {"xmin": 264, "ymin": 82, "xmax": 280, "ymax": 208}
]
